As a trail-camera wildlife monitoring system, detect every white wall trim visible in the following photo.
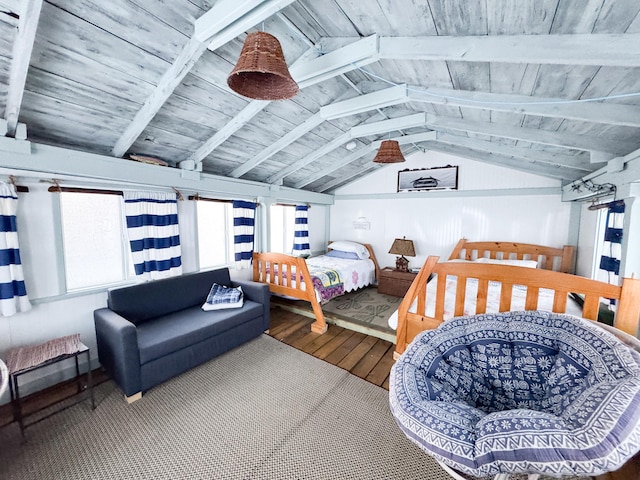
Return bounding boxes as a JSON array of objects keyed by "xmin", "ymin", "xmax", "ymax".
[{"xmin": 334, "ymin": 187, "xmax": 560, "ymax": 201}]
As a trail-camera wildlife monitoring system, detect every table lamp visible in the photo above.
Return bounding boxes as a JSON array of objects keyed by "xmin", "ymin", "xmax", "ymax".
[{"xmin": 389, "ymin": 237, "xmax": 415, "ymax": 272}]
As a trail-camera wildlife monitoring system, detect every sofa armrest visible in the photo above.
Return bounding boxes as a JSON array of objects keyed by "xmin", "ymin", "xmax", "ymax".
[
  {"xmin": 94, "ymin": 308, "xmax": 142, "ymax": 397},
  {"xmin": 233, "ymin": 280, "xmax": 270, "ymax": 330}
]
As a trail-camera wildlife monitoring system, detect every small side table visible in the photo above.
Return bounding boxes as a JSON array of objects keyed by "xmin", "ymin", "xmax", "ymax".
[
  {"xmin": 378, "ymin": 267, "xmax": 418, "ymax": 297},
  {"xmin": 6, "ymin": 334, "xmax": 95, "ymax": 437}
]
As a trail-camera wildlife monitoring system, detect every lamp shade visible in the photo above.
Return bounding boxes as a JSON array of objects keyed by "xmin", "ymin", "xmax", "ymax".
[
  {"xmin": 373, "ymin": 140, "xmax": 406, "ymax": 164},
  {"xmin": 227, "ymin": 31, "xmax": 299, "ymax": 101},
  {"xmin": 389, "ymin": 238, "xmax": 415, "ymax": 257}
]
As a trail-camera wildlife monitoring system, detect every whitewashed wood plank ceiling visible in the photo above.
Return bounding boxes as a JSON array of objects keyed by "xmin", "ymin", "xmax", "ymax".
[{"xmin": 0, "ymin": 0, "xmax": 638, "ymax": 192}]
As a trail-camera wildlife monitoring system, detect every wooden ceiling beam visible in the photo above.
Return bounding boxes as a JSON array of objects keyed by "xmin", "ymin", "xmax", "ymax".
[
  {"xmin": 378, "ymin": 34, "xmax": 640, "ymax": 67},
  {"xmin": 408, "ymin": 87, "xmax": 640, "ymax": 128},
  {"xmin": 427, "ymin": 116, "xmax": 637, "ymax": 157},
  {"xmin": 434, "ymin": 133, "xmax": 593, "ymax": 172},
  {"xmin": 112, "ymin": 0, "xmax": 295, "ymax": 158},
  {"xmin": 229, "ymin": 84, "xmax": 408, "ymax": 179},
  {"xmin": 187, "ymin": 36, "xmax": 381, "ymax": 168},
  {"xmin": 266, "ymin": 113, "xmax": 428, "ymax": 184},
  {"xmin": 5, "ymin": 0, "xmax": 42, "ymax": 137},
  {"xmin": 294, "ymin": 131, "xmax": 437, "ymax": 189}
]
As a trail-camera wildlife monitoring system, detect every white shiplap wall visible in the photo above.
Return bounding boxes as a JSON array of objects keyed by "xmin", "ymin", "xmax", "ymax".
[{"xmin": 331, "ymin": 151, "xmax": 573, "ymax": 270}]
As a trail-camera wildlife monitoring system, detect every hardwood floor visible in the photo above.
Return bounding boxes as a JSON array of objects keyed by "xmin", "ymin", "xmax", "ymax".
[
  {"xmin": 268, "ymin": 306, "xmax": 396, "ymax": 390},
  {"xmin": 0, "ymin": 306, "xmax": 395, "ymax": 429}
]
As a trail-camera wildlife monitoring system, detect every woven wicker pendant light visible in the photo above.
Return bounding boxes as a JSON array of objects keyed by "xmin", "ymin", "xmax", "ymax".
[
  {"xmin": 373, "ymin": 140, "xmax": 406, "ymax": 163},
  {"xmin": 227, "ymin": 31, "xmax": 299, "ymax": 101}
]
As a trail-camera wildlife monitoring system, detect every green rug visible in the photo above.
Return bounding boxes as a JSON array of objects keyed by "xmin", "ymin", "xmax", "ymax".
[{"xmin": 321, "ymin": 286, "xmax": 401, "ymax": 332}]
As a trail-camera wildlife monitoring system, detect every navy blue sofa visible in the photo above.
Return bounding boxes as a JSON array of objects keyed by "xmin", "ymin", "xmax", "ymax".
[{"xmin": 94, "ymin": 268, "xmax": 270, "ymax": 402}]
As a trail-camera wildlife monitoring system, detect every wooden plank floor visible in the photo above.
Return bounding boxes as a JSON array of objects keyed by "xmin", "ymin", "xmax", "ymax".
[
  {"xmin": 0, "ymin": 306, "xmax": 395, "ymax": 429},
  {"xmin": 268, "ymin": 306, "xmax": 395, "ymax": 390}
]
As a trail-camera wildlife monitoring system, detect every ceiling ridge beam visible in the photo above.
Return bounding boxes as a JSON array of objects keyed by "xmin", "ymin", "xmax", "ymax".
[
  {"xmin": 408, "ymin": 87, "xmax": 640, "ymax": 128},
  {"xmin": 294, "ymin": 131, "xmax": 437, "ymax": 189},
  {"xmin": 266, "ymin": 113, "xmax": 427, "ymax": 184},
  {"xmin": 230, "ymin": 84, "xmax": 409, "ymax": 179},
  {"xmin": 377, "ymin": 34, "xmax": 640, "ymax": 67},
  {"xmin": 427, "ymin": 115, "xmax": 637, "ymax": 157},
  {"xmin": 5, "ymin": 0, "xmax": 43, "ymax": 137},
  {"xmin": 112, "ymin": 0, "xmax": 295, "ymax": 158}
]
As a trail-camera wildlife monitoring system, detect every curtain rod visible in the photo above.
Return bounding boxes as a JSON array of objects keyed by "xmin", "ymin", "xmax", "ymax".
[{"xmin": 588, "ymin": 199, "xmax": 624, "ymax": 211}]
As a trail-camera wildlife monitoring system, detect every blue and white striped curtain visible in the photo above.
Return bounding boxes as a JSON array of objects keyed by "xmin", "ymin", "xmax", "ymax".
[
  {"xmin": 598, "ymin": 200, "xmax": 624, "ymax": 308},
  {"xmin": 232, "ymin": 200, "xmax": 256, "ymax": 269},
  {"xmin": 292, "ymin": 205, "xmax": 311, "ymax": 257},
  {"xmin": 124, "ymin": 191, "xmax": 182, "ymax": 281},
  {"xmin": 0, "ymin": 182, "xmax": 31, "ymax": 316}
]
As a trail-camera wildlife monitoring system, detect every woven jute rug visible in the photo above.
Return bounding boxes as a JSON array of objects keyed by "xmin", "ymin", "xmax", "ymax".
[
  {"xmin": 0, "ymin": 335, "xmax": 452, "ymax": 480},
  {"xmin": 321, "ymin": 286, "xmax": 401, "ymax": 332}
]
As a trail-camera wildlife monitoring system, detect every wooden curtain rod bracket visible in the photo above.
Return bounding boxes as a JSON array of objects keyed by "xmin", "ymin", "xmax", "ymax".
[
  {"xmin": 7, "ymin": 175, "xmax": 29, "ymax": 192},
  {"xmin": 172, "ymin": 187, "xmax": 184, "ymax": 201}
]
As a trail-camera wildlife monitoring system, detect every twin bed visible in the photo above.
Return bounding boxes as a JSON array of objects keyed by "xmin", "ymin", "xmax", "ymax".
[
  {"xmin": 253, "ymin": 237, "xmax": 640, "ymax": 352},
  {"xmin": 392, "ymin": 238, "xmax": 640, "ymax": 357},
  {"xmin": 253, "ymin": 241, "xmax": 379, "ymax": 334}
]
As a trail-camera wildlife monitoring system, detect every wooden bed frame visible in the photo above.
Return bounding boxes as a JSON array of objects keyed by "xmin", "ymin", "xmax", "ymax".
[
  {"xmin": 253, "ymin": 243, "xmax": 380, "ymax": 334},
  {"xmin": 395, "ymin": 240, "xmax": 640, "ymax": 358},
  {"xmin": 448, "ymin": 238, "xmax": 575, "ymax": 273}
]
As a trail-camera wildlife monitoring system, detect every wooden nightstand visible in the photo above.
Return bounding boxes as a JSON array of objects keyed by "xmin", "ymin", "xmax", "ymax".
[{"xmin": 377, "ymin": 267, "xmax": 418, "ymax": 297}]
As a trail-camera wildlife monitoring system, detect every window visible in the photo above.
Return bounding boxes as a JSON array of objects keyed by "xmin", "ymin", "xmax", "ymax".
[
  {"xmin": 59, "ymin": 192, "xmax": 132, "ymax": 290},
  {"xmin": 270, "ymin": 204, "xmax": 295, "ymax": 254},
  {"xmin": 196, "ymin": 200, "xmax": 235, "ymax": 269}
]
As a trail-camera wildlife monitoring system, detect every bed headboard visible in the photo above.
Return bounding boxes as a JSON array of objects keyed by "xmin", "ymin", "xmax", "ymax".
[{"xmin": 448, "ymin": 239, "xmax": 575, "ymax": 273}]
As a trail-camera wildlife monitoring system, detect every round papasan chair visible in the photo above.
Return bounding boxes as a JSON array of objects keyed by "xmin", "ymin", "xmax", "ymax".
[{"xmin": 389, "ymin": 310, "xmax": 640, "ymax": 479}]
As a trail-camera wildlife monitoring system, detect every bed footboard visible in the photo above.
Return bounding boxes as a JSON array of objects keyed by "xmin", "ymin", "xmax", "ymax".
[
  {"xmin": 252, "ymin": 252, "xmax": 327, "ymax": 334},
  {"xmin": 394, "ymin": 255, "xmax": 640, "ymax": 358}
]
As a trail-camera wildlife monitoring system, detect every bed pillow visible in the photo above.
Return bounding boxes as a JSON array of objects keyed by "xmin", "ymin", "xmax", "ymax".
[
  {"xmin": 474, "ymin": 257, "xmax": 539, "ymax": 268},
  {"xmin": 202, "ymin": 283, "xmax": 244, "ymax": 311},
  {"xmin": 328, "ymin": 241, "xmax": 370, "ymax": 259},
  {"xmin": 325, "ymin": 249, "xmax": 361, "ymax": 260}
]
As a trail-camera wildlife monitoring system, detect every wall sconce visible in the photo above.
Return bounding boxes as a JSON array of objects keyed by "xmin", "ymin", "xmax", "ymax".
[
  {"xmin": 389, "ymin": 237, "xmax": 415, "ymax": 272},
  {"xmin": 352, "ymin": 216, "xmax": 370, "ymax": 230}
]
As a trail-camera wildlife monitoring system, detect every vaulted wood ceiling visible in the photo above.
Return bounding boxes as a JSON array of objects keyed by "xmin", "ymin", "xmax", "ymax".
[{"xmin": 1, "ymin": 0, "xmax": 639, "ymax": 193}]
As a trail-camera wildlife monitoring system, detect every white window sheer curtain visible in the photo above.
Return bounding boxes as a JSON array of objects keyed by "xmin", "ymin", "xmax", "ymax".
[
  {"xmin": 292, "ymin": 205, "xmax": 310, "ymax": 257},
  {"xmin": 232, "ymin": 200, "xmax": 256, "ymax": 269},
  {"xmin": 0, "ymin": 182, "xmax": 31, "ymax": 316},
  {"xmin": 124, "ymin": 191, "xmax": 183, "ymax": 281}
]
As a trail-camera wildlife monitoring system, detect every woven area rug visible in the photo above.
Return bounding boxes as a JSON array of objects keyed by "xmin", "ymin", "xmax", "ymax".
[
  {"xmin": 0, "ymin": 335, "xmax": 450, "ymax": 480},
  {"xmin": 321, "ymin": 286, "xmax": 401, "ymax": 332}
]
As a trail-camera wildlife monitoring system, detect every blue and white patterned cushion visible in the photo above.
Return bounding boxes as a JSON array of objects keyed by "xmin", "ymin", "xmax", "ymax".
[
  {"xmin": 389, "ymin": 311, "xmax": 640, "ymax": 478},
  {"xmin": 202, "ymin": 283, "xmax": 243, "ymax": 311}
]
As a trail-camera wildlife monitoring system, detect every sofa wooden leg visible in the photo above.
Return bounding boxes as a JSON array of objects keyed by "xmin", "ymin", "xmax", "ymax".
[{"xmin": 125, "ymin": 392, "xmax": 142, "ymax": 404}]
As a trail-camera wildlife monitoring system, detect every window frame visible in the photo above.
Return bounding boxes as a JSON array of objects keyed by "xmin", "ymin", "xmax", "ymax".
[
  {"xmin": 56, "ymin": 187, "xmax": 135, "ymax": 292},
  {"xmin": 193, "ymin": 197, "xmax": 235, "ymax": 270}
]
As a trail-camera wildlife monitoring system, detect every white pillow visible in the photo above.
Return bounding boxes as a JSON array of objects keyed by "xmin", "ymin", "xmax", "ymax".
[
  {"xmin": 474, "ymin": 257, "xmax": 538, "ymax": 269},
  {"xmin": 328, "ymin": 241, "xmax": 370, "ymax": 259},
  {"xmin": 202, "ymin": 283, "xmax": 244, "ymax": 311}
]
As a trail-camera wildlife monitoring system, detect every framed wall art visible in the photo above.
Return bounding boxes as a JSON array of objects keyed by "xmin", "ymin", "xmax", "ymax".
[{"xmin": 397, "ymin": 165, "xmax": 458, "ymax": 192}]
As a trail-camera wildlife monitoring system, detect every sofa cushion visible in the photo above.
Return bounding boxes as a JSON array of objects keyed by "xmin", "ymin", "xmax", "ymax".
[
  {"xmin": 108, "ymin": 268, "xmax": 232, "ymax": 324},
  {"xmin": 136, "ymin": 300, "xmax": 263, "ymax": 365}
]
